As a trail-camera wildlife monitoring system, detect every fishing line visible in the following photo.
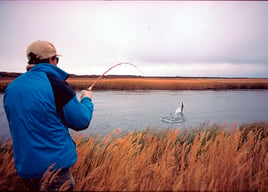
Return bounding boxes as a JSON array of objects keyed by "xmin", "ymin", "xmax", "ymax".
[{"xmin": 88, "ymin": 62, "xmax": 144, "ymax": 90}]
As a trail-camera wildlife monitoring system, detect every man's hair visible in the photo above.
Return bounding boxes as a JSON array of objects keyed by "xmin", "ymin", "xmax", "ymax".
[{"xmin": 28, "ymin": 52, "xmax": 56, "ymax": 64}]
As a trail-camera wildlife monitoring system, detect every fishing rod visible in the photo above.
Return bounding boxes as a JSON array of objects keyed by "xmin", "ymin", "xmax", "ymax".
[{"xmin": 88, "ymin": 62, "xmax": 144, "ymax": 90}]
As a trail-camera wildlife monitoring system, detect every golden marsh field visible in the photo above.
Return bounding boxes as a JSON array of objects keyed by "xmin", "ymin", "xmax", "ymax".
[
  {"xmin": 1, "ymin": 73, "xmax": 268, "ymax": 91},
  {"xmin": 0, "ymin": 122, "xmax": 267, "ymax": 191},
  {"xmin": 67, "ymin": 77, "xmax": 268, "ymax": 90}
]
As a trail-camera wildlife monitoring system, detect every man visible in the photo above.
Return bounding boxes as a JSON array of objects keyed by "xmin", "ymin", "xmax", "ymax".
[{"xmin": 3, "ymin": 40, "xmax": 94, "ymax": 191}]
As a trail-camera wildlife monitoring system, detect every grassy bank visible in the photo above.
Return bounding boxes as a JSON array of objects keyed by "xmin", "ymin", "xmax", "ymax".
[
  {"xmin": 1, "ymin": 76, "xmax": 268, "ymax": 92},
  {"xmin": 0, "ymin": 122, "xmax": 267, "ymax": 191},
  {"xmin": 68, "ymin": 77, "xmax": 268, "ymax": 90}
]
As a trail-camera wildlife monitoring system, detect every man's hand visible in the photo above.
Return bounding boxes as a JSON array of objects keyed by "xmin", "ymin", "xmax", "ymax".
[{"xmin": 80, "ymin": 90, "xmax": 93, "ymax": 100}]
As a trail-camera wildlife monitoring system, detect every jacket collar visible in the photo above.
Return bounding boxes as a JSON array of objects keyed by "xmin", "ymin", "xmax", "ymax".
[{"xmin": 30, "ymin": 63, "xmax": 69, "ymax": 80}]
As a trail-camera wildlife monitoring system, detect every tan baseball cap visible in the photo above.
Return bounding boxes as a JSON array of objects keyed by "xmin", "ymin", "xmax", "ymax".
[{"xmin": 26, "ymin": 40, "xmax": 61, "ymax": 60}]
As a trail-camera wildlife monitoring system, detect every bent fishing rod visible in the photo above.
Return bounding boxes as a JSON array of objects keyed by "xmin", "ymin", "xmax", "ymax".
[{"xmin": 88, "ymin": 62, "xmax": 144, "ymax": 90}]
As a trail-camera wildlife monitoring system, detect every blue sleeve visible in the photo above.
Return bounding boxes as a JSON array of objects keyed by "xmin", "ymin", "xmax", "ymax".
[{"xmin": 62, "ymin": 96, "xmax": 94, "ymax": 131}]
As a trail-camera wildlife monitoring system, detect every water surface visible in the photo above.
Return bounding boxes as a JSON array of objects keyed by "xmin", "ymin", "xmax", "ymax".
[{"xmin": 1, "ymin": 90, "xmax": 268, "ymax": 138}]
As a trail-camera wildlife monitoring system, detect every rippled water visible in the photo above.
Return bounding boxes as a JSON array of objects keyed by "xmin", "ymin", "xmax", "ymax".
[{"xmin": 1, "ymin": 90, "xmax": 268, "ymax": 138}]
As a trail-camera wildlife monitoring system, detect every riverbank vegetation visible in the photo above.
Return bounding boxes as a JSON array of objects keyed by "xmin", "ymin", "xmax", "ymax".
[
  {"xmin": 0, "ymin": 121, "xmax": 267, "ymax": 191},
  {"xmin": 67, "ymin": 77, "xmax": 268, "ymax": 90},
  {"xmin": 1, "ymin": 72, "xmax": 268, "ymax": 91}
]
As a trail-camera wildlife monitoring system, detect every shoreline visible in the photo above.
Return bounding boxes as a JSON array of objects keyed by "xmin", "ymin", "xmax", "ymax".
[{"xmin": 1, "ymin": 73, "xmax": 268, "ymax": 92}]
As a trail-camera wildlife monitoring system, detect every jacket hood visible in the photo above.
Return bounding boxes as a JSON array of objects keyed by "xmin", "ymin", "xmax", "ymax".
[{"xmin": 30, "ymin": 63, "xmax": 69, "ymax": 80}]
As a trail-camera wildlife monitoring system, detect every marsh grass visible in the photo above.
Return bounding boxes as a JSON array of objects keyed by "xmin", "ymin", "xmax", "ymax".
[
  {"xmin": 0, "ymin": 122, "xmax": 267, "ymax": 191},
  {"xmin": 66, "ymin": 77, "xmax": 268, "ymax": 90},
  {"xmin": 1, "ymin": 77, "xmax": 268, "ymax": 92}
]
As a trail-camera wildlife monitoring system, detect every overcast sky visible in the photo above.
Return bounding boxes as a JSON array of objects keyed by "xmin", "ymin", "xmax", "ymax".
[{"xmin": 0, "ymin": 1, "xmax": 268, "ymax": 77}]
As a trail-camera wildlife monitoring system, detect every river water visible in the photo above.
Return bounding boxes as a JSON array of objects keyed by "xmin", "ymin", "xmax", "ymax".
[{"xmin": 1, "ymin": 90, "xmax": 268, "ymax": 138}]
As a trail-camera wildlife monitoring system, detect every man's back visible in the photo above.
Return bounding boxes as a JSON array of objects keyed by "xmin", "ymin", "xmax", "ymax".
[{"xmin": 4, "ymin": 64, "xmax": 79, "ymax": 179}]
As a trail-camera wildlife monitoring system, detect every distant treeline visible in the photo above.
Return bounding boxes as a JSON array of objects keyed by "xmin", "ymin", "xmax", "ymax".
[
  {"xmin": 0, "ymin": 72, "xmax": 143, "ymax": 79},
  {"xmin": 0, "ymin": 72, "xmax": 22, "ymax": 78},
  {"xmin": 3, "ymin": 71, "xmax": 267, "ymax": 79}
]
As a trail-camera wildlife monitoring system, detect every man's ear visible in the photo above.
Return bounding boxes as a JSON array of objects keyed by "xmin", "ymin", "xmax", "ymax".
[{"xmin": 48, "ymin": 57, "xmax": 53, "ymax": 64}]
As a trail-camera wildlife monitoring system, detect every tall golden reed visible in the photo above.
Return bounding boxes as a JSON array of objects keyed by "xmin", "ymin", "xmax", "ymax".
[{"xmin": 0, "ymin": 122, "xmax": 267, "ymax": 191}]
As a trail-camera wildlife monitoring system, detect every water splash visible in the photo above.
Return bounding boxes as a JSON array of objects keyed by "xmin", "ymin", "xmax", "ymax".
[
  {"xmin": 161, "ymin": 102, "xmax": 186, "ymax": 123},
  {"xmin": 175, "ymin": 101, "xmax": 184, "ymax": 114}
]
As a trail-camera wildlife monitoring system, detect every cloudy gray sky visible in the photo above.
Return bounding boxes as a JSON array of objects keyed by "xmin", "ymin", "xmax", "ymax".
[{"xmin": 0, "ymin": 1, "xmax": 268, "ymax": 77}]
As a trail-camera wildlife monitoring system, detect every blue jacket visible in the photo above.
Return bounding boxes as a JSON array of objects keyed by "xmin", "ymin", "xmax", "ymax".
[{"xmin": 3, "ymin": 63, "xmax": 94, "ymax": 179}]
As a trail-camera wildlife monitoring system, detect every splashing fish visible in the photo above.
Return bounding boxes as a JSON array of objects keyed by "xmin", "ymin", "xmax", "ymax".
[{"xmin": 161, "ymin": 101, "xmax": 185, "ymax": 123}]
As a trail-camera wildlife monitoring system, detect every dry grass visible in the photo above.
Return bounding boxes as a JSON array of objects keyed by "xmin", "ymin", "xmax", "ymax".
[
  {"xmin": 0, "ymin": 122, "xmax": 267, "ymax": 191},
  {"xmin": 67, "ymin": 77, "xmax": 268, "ymax": 90},
  {"xmin": 1, "ymin": 77, "xmax": 268, "ymax": 92},
  {"xmin": 0, "ymin": 80, "xmax": 13, "ymax": 92}
]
